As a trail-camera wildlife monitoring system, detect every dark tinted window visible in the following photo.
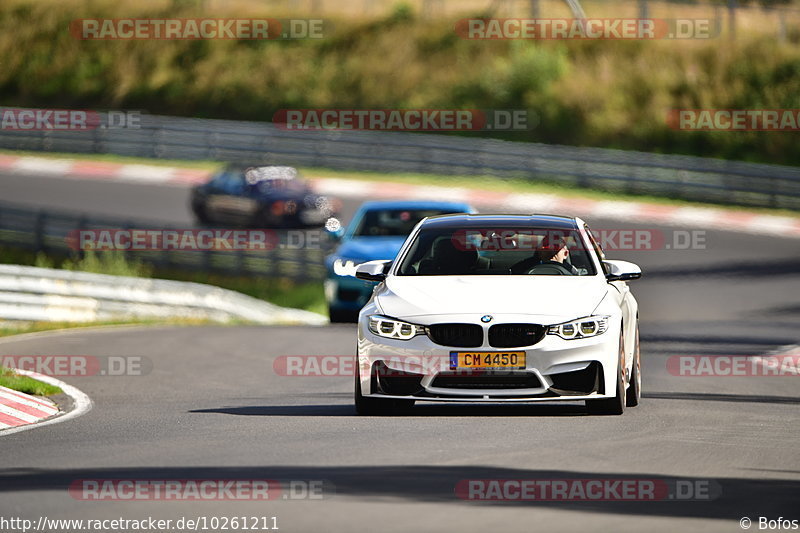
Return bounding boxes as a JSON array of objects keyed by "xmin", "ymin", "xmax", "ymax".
[
  {"xmin": 396, "ymin": 225, "xmax": 597, "ymax": 276},
  {"xmin": 353, "ymin": 209, "xmax": 463, "ymax": 237},
  {"xmin": 210, "ymin": 171, "xmax": 245, "ymax": 195}
]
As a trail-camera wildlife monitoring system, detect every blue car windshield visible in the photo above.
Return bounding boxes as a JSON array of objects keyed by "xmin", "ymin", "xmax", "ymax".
[{"xmin": 353, "ymin": 209, "xmax": 464, "ymax": 237}]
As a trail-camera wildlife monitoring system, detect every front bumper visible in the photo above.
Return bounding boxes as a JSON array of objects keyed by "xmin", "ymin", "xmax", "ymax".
[{"xmin": 357, "ymin": 318, "xmax": 619, "ymax": 402}]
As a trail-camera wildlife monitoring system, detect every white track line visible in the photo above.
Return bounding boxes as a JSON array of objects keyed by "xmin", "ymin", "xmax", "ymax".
[
  {"xmin": 0, "ymin": 370, "xmax": 92, "ymax": 436},
  {"xmin": 0, "ymin": 388, "xmax": 58, "ymax": 413}
]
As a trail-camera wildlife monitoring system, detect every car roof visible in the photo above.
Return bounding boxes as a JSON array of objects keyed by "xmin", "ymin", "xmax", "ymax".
[
  {"xmin": 221, "ymin": 164, "xmax": 298, "ymax": 174},
  {"xmin": 419, "ymin": 213, "xmax": 580, "ymax": 230},
  {"xmin": 357, "ymin": 200, "xmax": 475, "ymax": 211}
]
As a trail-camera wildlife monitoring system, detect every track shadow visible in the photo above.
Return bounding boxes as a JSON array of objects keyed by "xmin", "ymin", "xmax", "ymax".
[
  {"xmin": 641, "ymin": 334, "xmax": 798, "ymax": 347},
  {"xmin": 190, "ymin": 402, "xmax": 588, "ymax": 417},
  {"xmin": 191, "ymin": 404, "xmax": 355, "ymax": 416},
  {"xmin": 0, "ymin": 465, "xmax": 795, "ymax": 521},
  {"xmin": 644, "ymin": 258, "xmax": 800, "ymax": 279},
  {"xmin": 644, "ymin": 391, "xmax": 800, "ymax": 405}
]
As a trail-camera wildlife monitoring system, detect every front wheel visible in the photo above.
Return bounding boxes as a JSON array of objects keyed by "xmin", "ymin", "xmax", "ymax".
[
  {"xmin": 586, "ymin": 331, "xmax": 626, "ymax": 416},
  {"xmin": 192, "ymin": 202, "xmax": 212, "ymax": 224},
  {"xmin": 355, "ymin": 371, "xmax": 410, "ymax": 415},
  {"xmin": 625, "ymin": 326, "xmax": 641, "ymax": 407}
]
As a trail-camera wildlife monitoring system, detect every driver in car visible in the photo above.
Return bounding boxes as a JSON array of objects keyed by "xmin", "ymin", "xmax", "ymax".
[{"xmin": 511, "ymin": 234, "xmax": 579, "ymax": 275}]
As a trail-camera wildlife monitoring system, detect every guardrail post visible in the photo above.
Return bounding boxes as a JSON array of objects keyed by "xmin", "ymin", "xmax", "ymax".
[
  {"xmin": 529, "ymin": 0, "xmax": 540, "ymax": 18},
  {"xmin": 35, "ymin": 211, "xmax": 46, "ymax": 253},
  {"xmin": 727, "ymin": 0, "xmax": 737, "ymax": 39},
  {"xmin": 777, "ymin": 8, "xmax": 787, "ymax": 43},
  {"xmin": 236, "ymin": 248, "xmax": 244, "ymax": 276},
  {"xmin": 75, "ymin": 215, "xmax": 87, "ymax": 258},
  {"xmin": 203, "ymin": 246, "xmax": 211, "ymax": 272}
]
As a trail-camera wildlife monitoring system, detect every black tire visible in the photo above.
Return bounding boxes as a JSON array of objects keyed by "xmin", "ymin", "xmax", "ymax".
[
  {"xmin": 586, "ymin": 330, "xmax": 626, "ymax": 416},
  {"xmin": 192, "ymin": 203, "xmax": 212, "ymax": 224},
  {"xmin": 626, "ymin": 325, "xmax": 641, "ymax": 407},
  {"xmin": 354, "ymin": 371, "xmax": 397, "ymax": 416}
]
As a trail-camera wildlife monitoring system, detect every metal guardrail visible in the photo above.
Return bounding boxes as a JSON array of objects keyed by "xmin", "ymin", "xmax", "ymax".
[
  {"xmin": 0, "ymin": 264, "xmax": 327, "ymax": 324},
  {"xmin": 0, "ymin": 202, "xmax": 334, "ymax": 283},
  {"xmin": 1, "ymin": 110, "xmax": 799, "ymax": 210}
]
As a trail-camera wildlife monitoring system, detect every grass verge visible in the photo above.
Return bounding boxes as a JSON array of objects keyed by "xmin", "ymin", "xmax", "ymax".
[
  {"xmin": 1, "ymin": 2, "xmax": 799, "ymax": 166},
  {"xmin": 0, "ymin": 366, "xmax": 62, "ymax": 396}
]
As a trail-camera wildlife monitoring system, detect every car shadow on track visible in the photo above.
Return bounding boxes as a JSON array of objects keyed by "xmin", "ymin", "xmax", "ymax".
[
  {"xmin": 1, "ymin": 464, "xmax": 796, "ymax": 521},
  {"xmin": 190, "ymin": 403, "xmax": 589, "ymax": 417}
]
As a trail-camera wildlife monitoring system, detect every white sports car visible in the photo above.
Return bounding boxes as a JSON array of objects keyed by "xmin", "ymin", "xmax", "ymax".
[{"xmin": 354, "ymin": 214, "xmax": 642, "ymax": 416}]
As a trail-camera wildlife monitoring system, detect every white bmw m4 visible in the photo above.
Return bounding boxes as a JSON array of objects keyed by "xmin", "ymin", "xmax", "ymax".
[{"xmin": 354, "ymin": 214, "xmax": 642, "ymax": 416}]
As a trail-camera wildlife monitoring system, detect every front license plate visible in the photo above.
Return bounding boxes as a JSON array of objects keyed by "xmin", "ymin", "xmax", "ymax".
[{"xmin": 450, "ymin": 351, "xmax": 526, "ymax": 369}]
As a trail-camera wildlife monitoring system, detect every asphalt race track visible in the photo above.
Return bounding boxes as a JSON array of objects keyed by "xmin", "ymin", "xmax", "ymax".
[{"xmin": 1, "ymin": 168, "xmax": 799, "ymax": 532}]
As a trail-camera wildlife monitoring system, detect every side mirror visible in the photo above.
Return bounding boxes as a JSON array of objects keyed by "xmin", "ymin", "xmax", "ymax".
[
  {"xmin": 603, "ymin": 260, "xmax": 642, "ymax": 282},
  {"xmin": 355, "ymin": 260, "xmax": 392, "ymax": 282}
]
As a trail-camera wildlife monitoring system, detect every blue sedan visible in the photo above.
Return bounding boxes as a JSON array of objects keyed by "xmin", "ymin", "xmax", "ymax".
[
  {"xmin": 190, "ymin": 165, "xmax": 338, "ymax": 228},
  {"xmin": 324, "ymin": 200, "xmax": 477, "ymax": 322}
]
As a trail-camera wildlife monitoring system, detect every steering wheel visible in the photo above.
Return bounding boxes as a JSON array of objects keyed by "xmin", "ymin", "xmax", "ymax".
[{"xmin": 526, "ymin": 262, "xmax": 574, "ymax": 276}]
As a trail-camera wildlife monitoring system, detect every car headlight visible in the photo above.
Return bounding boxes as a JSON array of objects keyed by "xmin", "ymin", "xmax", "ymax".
[
  {"xmin": 547, "ymin": 316, "xmax": 609, "ymax": 340},
  {"xmin": 368, "ymin": 315, "xmax": 425, "ymax": 340}
]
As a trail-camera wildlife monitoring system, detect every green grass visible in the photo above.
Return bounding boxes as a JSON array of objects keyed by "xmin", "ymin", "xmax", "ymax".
[
  {"xmin": 61, "ymin": 250, "xmax": 154, "ymax": 277},
  {"xmin": 0, "ymin": 2, "xmax": 798, "ymax": 166},
  {"xmin": 152, "ymin": 269, "xmax": 327, "ymax": 316},
  {"xmin": 0, "ymin": 366, "xmax": 62, "ymax": 396}
]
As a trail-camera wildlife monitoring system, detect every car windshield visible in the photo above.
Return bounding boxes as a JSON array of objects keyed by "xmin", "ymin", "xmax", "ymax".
[
  {"xmin": 253, "ymin": 178, "xmax": 308, "ymax": 193},
  {"xmin": 352, "ymin": 209, "xmax": 464, "ymax": 237},
  {"xmin": 396, "ymin": 225, "xmax": 597, "ymax": 276},
  {"xmin": 213, "ymin": 167, "xmax": 308, "ymax": 194}
]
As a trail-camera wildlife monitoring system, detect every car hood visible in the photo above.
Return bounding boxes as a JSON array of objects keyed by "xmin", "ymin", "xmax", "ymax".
[
  {"xmin": 377, "ymin": 275, "xmax": 609, "ymax": 322},
  {"xmin": 333, "ymin": 237, "xmax": 407, "ymax": 262}
]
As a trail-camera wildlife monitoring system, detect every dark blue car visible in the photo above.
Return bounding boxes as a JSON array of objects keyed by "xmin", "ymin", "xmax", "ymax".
[
  {"xmin": 191, "ymin": 165, "xmax": 338, "ymax": 228},
  {"xmin": 324, "ymin": 200, "xmax": 476, "ymax": 322}
]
